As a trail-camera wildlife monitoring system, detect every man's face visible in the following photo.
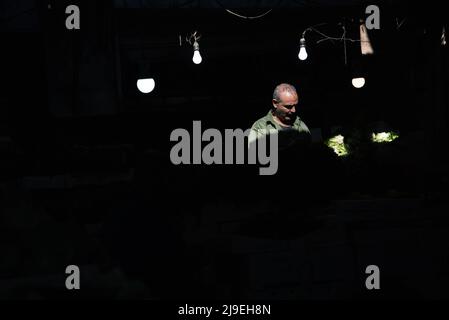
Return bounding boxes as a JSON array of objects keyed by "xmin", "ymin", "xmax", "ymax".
[{"xmin": 273, "ymin": 91, "xmax": 298, "ymax": 125}]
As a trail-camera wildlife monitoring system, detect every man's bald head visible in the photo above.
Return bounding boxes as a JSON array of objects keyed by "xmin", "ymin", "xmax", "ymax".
[
  {"xmin": 273, "ymin": 83, "xmax": 298, "ymax": 102},
  {"xmin": 272, "ymin": 83, "xmax": 299, "ymax": 126}
]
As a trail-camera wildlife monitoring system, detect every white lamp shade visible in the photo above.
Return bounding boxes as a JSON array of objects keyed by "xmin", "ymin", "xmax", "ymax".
[
  {"xmin": 136, "ymin": 78, "xmax": 155, "ymax": 93},
  {"xmin": 352, "ymin": 77, "xmax": 366, "ymax": 88}
]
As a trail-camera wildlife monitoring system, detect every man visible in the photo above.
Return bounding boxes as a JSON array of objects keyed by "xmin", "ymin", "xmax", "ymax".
[{"xmin": 249, "ymin": 83, "xmax": 310, "ymax": 149}]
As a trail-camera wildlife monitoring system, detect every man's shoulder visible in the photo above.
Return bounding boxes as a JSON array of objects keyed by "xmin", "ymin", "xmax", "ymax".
[
  {"xmin": 251, "ymin": 113, "xmax": 271, "ymax": 131},
  {"xmin": 293, "ymin": 116, "xmax": 310, "ymax": 134}
]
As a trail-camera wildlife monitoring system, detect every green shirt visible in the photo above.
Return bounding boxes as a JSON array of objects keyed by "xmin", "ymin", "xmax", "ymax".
[{"xmin": 250, "ymin": 111, "xmax": 310, "ymax": 135}]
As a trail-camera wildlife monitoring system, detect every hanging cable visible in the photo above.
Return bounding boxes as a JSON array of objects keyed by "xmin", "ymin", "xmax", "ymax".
[
  {"xmin": 214, "ymin": 0, "xmax": 282, "ymax": 20},
  {"xmin": 223, "ymin": 8, "xmax": 272, "ymax": 20},
  {"xmin": 302, "ymin": 21, "xmax": 371, "ymax": 45}
]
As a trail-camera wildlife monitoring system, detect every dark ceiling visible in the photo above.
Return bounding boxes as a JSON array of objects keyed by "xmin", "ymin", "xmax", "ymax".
[
  {"xmin": 1, "ymin": 0, "xmax": 438, "ymax": 32},
  {"xmin": 1, "ymin": 0, "xmax": 448, "ymax": 147}
]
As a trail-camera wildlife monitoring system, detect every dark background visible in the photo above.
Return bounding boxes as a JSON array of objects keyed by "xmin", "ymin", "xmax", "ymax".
[{"xmin": 1, "ymin": 0, "xmax": 449, "ymax": 299}]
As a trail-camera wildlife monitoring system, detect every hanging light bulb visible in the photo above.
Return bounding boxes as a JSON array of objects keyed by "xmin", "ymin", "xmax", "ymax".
[
  {"xmin": 298, "ymin": 37, "xmax": 308, "ymax": 61},
  {"xmin": 136, "ymin": 45, "xmax": 155, "ymax": 94},
  {"xmin": 352, "ymin": 77, "xmax": 365, "ymax": 88},
  {"xmin": 192, "ymin": 40, "xmax": 202, "ymax": 64},
  {"xmin": 351, "ymin": 55, "xmax": 366, "ymax": 89},
  {"xmin": 136, "ymin": 78, "xmax": 155, "ymax": 94}
]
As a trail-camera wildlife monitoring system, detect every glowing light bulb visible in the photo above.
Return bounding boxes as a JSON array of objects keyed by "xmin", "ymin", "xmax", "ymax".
[
  {"xmin": 298, "ymin": 47, "xmax": 308, "ymax": 60},
  {"xmin": 298, "ymin": 37, "xmax": 308, "ymax": 61},
  {"xmin": 193, "ymin": 50, "xmax": 202, "ymax": 64},
  {"xmin": 193, "ymin": 41, "xmax": 202, "ymax": 64},
  {"xmin": 352, "ymin": 77, "xmax": 365, "ymax": 88},
  {"xmin": 136, "ymin": 78, "xmax": 155, "ymax": 93}
]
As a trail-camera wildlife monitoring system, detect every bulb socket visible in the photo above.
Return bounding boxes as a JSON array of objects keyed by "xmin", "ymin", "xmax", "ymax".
[{"xmin": 193, "ymin": 41, "xmax": 200, "ymax": 51}]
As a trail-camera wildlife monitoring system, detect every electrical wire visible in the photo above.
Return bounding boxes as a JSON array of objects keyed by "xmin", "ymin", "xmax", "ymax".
[
  {"xmin": 304, "ymin": 25, "xmax": 371, "ymax": 44},
  {"xmin": 223, "ymin": 8, "xmax": 273, "ymax": 20},
  {"xmin": 214, "ymin": 0, "xmax": 283, "ymax": 20},
  {"xmin": 302, "ymin": 22, "xmax": 372, "ymax": 65}
]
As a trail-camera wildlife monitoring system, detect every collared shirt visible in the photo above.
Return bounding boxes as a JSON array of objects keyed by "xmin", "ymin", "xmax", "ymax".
[
  {"xmin": 248, "ymin": 111, "xmax": 311, "ymax": 148},
  {"xmin": 250, "ymin": 111, "xmax": 310, "ymax": 135}
]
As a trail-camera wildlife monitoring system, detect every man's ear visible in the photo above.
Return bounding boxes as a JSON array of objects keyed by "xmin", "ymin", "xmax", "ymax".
[{"xmin": 272, "ymin": 99, "xmax": 278, "ymax": 109}]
